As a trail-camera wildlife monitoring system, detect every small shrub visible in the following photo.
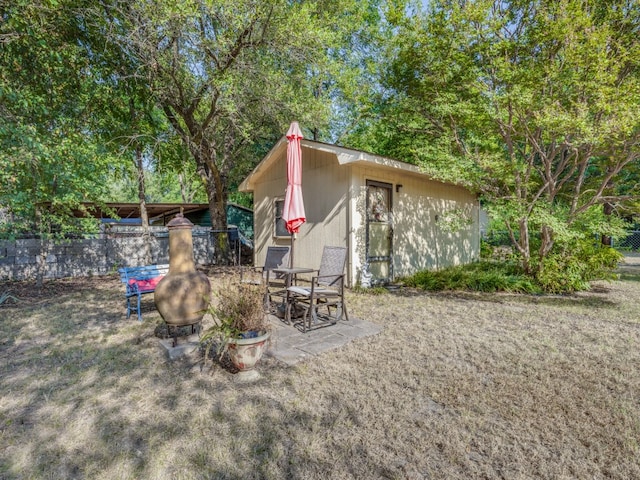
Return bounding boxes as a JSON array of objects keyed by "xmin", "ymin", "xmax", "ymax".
[
  {"xmin": 0, "ymin": 290, "xmax": 18, "ymax": 306},
  {"xmin": 407, "ymin": 241, "xmax": 622, "ymax": 295},
  {"xmin": 480, "ymin": 240, "xmax": 493, "ymax": 259},
  {"xmin": 404, "ymin": 261, "xmax": 540, "ymax": 294},
  {"xmin": 212, "ymin": 283, "xmax": 267, "ymax": 333},
  {"xmin": 536, "ymin": 242, "xmax": 622, "ymax": 293},
  {"xmin": 480, "ymin": 240, "xmax": 514, "ymax": 261}
]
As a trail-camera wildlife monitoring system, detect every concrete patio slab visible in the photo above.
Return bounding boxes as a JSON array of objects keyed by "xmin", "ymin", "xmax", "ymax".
[
  {"xmin": 265, "ymin": 315, "xmax": 383, "ymax": 366},
  {"xmin": 157, "ymin": 315, "xmax": 383, "ymax": 365},
  {"xmin": 158, "ymin": 333, "xmax": 200, "ymax": 361}
]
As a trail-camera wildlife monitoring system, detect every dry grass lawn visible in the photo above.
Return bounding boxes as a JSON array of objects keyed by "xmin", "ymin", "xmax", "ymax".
[{"xmin": 1, "ymin": 267, "xmax": 640, "ymax": 479}]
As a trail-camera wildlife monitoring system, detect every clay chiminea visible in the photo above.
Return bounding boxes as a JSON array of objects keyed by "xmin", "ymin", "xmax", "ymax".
[{"xmin": 154, "ymin": 214, "xmax": 210, "ymax": 328}]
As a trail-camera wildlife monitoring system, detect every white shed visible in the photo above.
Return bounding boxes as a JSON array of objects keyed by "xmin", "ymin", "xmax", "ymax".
[{"xmin": 239, "ymin": 138, "xmax": 480, "ymax": 287}]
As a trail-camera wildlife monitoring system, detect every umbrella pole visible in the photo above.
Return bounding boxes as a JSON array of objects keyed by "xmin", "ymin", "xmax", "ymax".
[{"xmin": 290, "ymin": 233, "xmax": 295, "ymax": 268}]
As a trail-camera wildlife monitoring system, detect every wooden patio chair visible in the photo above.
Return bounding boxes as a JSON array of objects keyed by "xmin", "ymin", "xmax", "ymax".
[
  {"xmin": 287, "ymin": 246, "xmax": 349, "ymax": 332},
  {"xmin": 257, "ymin": 246, "xmax": 291, "ymax": 312}
]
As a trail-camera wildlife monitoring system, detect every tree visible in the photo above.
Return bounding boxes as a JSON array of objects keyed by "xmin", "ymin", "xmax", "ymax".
[
  {"xmin": 0, "ymin": 1, "xmax": 113, "ymax": 285},
  {"xmin": 91, "ymin": 1, "xmax": 335, "ymax": 243},
  {"xmin": 356, "ymin": 0, "xmax": 640, "ymax": 290},
  {"xmin": 80, "ymin": 5, "xmax": 178, "ymax": 263}
]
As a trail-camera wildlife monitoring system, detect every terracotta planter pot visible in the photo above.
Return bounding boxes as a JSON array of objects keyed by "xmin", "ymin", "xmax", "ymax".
[{"xmin": 227, "ymin": 331, "xmax": 270, "ymax": 377}]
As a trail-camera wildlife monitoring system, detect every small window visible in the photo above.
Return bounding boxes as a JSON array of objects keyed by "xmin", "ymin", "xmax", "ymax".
[{"xmin": 274, "ymin": 199, "xmax": 292, "ymax": 237}]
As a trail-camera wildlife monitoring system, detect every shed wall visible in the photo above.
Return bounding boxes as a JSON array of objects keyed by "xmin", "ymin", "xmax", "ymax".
[
  {"xmin": 253, "ymin": 147, "xmax": 349, "ymax": 274},
  {"xmin": 251, "ymin": 143, "xmax": 479, "ymax": 287},
  {"xmin": 349, "ymin": 165, "xmax": 479, "ymax": 284}
]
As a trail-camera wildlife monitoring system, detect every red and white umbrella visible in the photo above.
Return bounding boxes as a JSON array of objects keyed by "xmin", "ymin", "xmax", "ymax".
[{"xmin": 282, "ymin": 121, "xmax": 305, "ymax": 266}]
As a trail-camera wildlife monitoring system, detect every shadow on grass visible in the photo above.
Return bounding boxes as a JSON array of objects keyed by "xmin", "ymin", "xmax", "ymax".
[
  {"xmin": 618, "ymin": 272, "xmax": 640, "ymax": 282},
  {"xmin": 4, "ymin": 275, "xmax": 640, "ymax": 479},
  {"xmin": 0, "ymin": 278, "xmax": 383, "ymax": 479}
]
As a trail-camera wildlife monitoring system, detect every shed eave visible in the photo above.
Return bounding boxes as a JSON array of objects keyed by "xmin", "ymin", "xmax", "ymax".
[{"xmin": 238, "ymin": 136, "xmax": 470, "ymax": 192}]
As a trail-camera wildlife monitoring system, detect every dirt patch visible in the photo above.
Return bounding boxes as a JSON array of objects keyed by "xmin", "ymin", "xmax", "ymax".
[{"xmin": 1, "ymin": 275, "xmax": 119, "ymax": 305}]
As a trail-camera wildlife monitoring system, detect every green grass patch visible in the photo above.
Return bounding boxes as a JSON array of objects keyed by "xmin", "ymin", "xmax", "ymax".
[{"xmin": 403, "ymin": 261, "xmax": 542, "ymax": 294}]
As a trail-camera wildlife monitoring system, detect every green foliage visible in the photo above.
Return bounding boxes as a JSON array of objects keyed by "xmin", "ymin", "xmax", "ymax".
[
  {"xmin": 481, "ymin": 208, "xmax": 625, "ymax": 293},
  {"xmin": 351, "ymin": 0, "xmax": 640, "ymax": 287},
  {"xmin": 480, "ymin": 240, "xmax": 517, "ymax": 261},
  {"xmin": 1, "ymin": 0, "xmax": 386, "ymax": 237},
  {"xmin": 0, "ymin": 291, "xmax": 18, "ymax": 306},
  {"xmin": 480, "ymin": 240, "xmax": 493, "ymax": 260},
  {"xmin": 87, "ymin": 0, "xmax": 385, "ymax": 228},
  {"xmin": 404, "ymin": 261, "xmax": 541, "ymax": 294},
  {"xmin": 0, "ymin": 125, "xmax": 109, "ymax": 239},
  {"xmin": 0, "ymin": 1, "xmax": 114, "ymax": 239},
  {"xmin": 405, "ymin": 249, "xmax": 623, "ymax": 294},
  {"xmin": 536, "ymin": 241, "xmax": 623, "ymax": 294},
  {"xmin": 228, "ymin": 192, "xmax": 253, "ymax": 210},
  {"xmin": 201, "ymin": 283, "xmax": 270, "ymax": 360}
]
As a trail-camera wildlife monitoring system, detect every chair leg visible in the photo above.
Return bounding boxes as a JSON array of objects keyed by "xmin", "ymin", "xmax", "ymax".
[
  {"xmin": 327, "ymin": 302, "xmax": 340, "ymax": 324},
  {"xmin": 301, "ymin": 305, "xmax": 309, "ymax": 333},
  {"xmin": 126, "ymin": 297, "xmax": 131, "ymax": 319},
  {"xmin": 304, "ymin": 304, "xmax": 316, "ymax": 333},
  {"xmin": 338, "ymin": 289, "xmax": 349, "ymax": 322},
  {"xmin": 333, "ymin": 304, "xmax": 340, "ymax": 322},
  {"xmin": 137, "ymin": 294, "xmax": 142, "ymax": 321},
  {"xmin": 310, "ymin": 302, "xmax": 320, "ymax": 328},
  {"xmin": 342, "ymin": 301, "xmax": 349, "ymax": 322}
]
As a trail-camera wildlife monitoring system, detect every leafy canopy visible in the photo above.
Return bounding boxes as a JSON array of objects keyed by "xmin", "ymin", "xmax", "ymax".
[{"xmin": 349, "ymin": 0, "xmax": 640, "ymax": 289}]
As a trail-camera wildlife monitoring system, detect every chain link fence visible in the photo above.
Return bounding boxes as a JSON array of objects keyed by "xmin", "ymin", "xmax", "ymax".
[{"xmin": 615, "ymin": 231, "xmax": 640, "ymax": 251}]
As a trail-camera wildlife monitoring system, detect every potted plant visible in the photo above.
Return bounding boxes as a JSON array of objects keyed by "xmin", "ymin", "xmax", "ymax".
[{"xmin": 201, "ymin": 282, "xmax": 271, "ymax": 379}]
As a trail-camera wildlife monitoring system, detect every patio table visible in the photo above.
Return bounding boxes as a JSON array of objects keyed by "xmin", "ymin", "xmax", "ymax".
[{"xmin": 272, "ymin": 267, "xmax": 315, "ymax": 324}]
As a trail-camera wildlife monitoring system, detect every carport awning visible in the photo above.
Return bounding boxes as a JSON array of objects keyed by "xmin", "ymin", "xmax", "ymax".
[
  {"xmin": 95, "ymin": 203, "xmax": 209, "ymax": 221},
  {"xmin": 43, "ymin": 202, "xmax": 210, "ymax": 224}
]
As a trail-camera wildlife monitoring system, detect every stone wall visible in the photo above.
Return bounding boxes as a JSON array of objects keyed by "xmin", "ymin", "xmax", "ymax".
[{"xmin": 0, "ymin": 227, "xmax": 218, "ymax": 281}]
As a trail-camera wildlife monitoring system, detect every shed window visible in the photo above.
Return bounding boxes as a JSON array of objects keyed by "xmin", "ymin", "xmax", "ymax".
[{"xmin": 274, "ymin": 199, "xmax": 292, "ymax": 237}]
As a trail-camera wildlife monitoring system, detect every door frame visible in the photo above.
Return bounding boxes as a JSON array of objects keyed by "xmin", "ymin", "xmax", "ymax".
[{"xmin": 365, "ymin": 180, "xmax": 393, "ymax": 285}]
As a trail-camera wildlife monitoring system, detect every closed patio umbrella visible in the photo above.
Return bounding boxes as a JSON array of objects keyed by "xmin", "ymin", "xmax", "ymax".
[{"xmin": 282, "ymin": 121, "xmax": 305, "ymax": 267}]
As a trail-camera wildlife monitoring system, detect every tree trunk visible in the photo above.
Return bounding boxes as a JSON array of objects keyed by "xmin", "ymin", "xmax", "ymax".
[
  {"xmin": 34, "ymin": 205, "xmax": 47, "ymax": 289},
  {"xmin": 166, "ymin": 108, "xmax": 230, "ymax": 264},
  {"xmin": 518, "ymin": 218, "xmax": 531, "ymax": 275},
  {"xmin": 179, "ymin": 173, "xmax": 189, "ymax": 203},
  {"xmin": 601, "ymin": 202, "xmax": 613, "ymax": 246},
  {"xmin": 203, "ymin": 174, "xmax": 230, "ymax": 265},
  {"xmin": 538, "ymin": 224, "xmax": 555, "ymax": 272},
  {"xmin": 135, "ymin": 147, "xmax": 152, "ymax": 265}
]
